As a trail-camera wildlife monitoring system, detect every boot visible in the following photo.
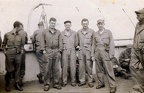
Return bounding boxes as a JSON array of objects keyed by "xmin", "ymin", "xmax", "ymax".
[
  {"xmin": 5, "ymin": 82, "xmax": 11, "ymax": 92},
  {"xmin": 121, "ymin": 71, "xmax": 131, "ymax": 79},
  {"xmin": 5, "ymin": 73, "xmax": 11, "ymax": 92},
  {"xmin": 110, "ymin": 87, "xmax": 116, "ymax": 93},
  {"xmin": 15, "ymin": 82, "xmax": 23, "ymax": 91},
  {"xmin": 19, "ymin": 78, "xmax": 23, "ymax": 87},
  {"xmin": 44, "ymin": 84, "xmax": 50, "ymax": 91},
  {"xmin": 37, "ymin": 73, "xmax": 43, "ymax": 84}
]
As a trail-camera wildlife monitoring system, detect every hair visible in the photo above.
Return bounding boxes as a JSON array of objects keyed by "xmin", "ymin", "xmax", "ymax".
[
  {"xmin": 13, "ymin": 21, "xmax": 23, "ymax": 28},
  {"xmin": 64, "ymin": 20, "xmax": 71, "ymax": 24},
  {"xmin": 49, "ymin": 17, "xmax": 56, "ymax": 23},
  {"xmin": 81, "ymin": 18, "xmax": 89, "ymax": 23}
]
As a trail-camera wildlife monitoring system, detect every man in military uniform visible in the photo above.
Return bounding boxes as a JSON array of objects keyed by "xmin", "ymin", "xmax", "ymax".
[
  {"xmin": 31, "ymin": 21, "xmax": 45, "ymax": 84},
  {"xmin": 119, "ymin": 44, "xmax": 132, "ymax": 73},
  {"xmin": 59, "ymin": 20, "xmax": 78, "ymax": 87},
  {"xmin": 18, "ymin": 24, "xmax": 28, "ymax": 86},
  {"xmin": 112, "ymin": 57, "xmax": 131, "ymax": 79},
  {"xmin": 77, "ymin": 18, "xmax": 94, "ymax": 87},
  {"xmin": 41, "ymin": 17, "xmax": 62, "ymax": 91},
  {"xmin": 92, "ymin": 19, "xmax": 116, "ymax": 93},
  {"xmin": 129, "ymin": 9, "xmax": 144, "ymax": 93},
  {"xmin": 3, "ymin": 21, "xmax": 24, "ymax": 91}
]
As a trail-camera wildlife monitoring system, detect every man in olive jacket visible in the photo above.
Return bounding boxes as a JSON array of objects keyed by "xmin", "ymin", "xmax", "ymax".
[
  {"xmin": 92, "ymin": 19, "xmax": 116, "ymax": 93},
  {"xmin": 129, "ymin": 8, "xmax": 144, "ymax": 93}
]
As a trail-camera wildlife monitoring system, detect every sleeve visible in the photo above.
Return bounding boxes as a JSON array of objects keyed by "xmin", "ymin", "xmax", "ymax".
[
  {"xmin": 140, "ymin": 30, "xmax": 144, "ymax": 49},
  {"xmin": 75, "ymin": 32, "xmax": 78, "ymax": 48},
  {"xmin": 91, "ymin": 31, "xmax": 96, "ymax": 60},
  {"xmin": 40, "ymin": 31, "xmax": 46, "ymax": 51},
  {"xmin": 59, "ymin": 32, "xmax": 63, "ymax": 52},
  {"xmin": 31, "ymin": 31, "xmax": 36, "ymax": 43},
  {"xmin": 25, "ymin": 32, "xmax": 28, "ymax": 44},
  {"xmin": 109, "ymin": 30, "xmax": 115, "ymax": 56},
  {"xmin": 21, "ymin": 36, "xmax": 25, "ymax": 50},
  {"xmin": 2, "ymin": 34, "xmax": 7, "ymax": 51},
  {"xmin": 77, "ymin": 31, "xmax": 80, "ymax": 46},
  {"xmin": 119, "ymin": 51, "xmax": 125, "ymax": 63}
]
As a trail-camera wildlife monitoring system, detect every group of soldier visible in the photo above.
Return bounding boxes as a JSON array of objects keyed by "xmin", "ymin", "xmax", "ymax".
[{"xmin": 2, "ymin": 8, "xmax": 144, "ymax": 93}]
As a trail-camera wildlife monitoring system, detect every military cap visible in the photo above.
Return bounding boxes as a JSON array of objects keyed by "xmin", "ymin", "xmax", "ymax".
[
  {"xmin": 135, "ymin": 8, "xmax": 144, "ymax": 14},
  {"xmin": 64, "ymin": 20, "xmax": 71, "ymax": 24},
  {"xmin": 97, "ymin": 19, "xmax": 105, "ymax": 24},
  {"xmin": 38, "ymin": 21, "xmax": 44, "ymax": 26}
]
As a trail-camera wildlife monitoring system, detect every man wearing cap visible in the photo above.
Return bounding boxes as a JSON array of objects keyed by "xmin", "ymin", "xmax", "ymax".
[
  {"xmin": 92, "ymin": 19, "xmax": 116, "ymax": 93},
  {"xmin": 59, "ymin": 20, "xmax": 78, "ymax": 87},
  {"xmin": 41, "ymin": 17, "xmax": 62, "ymax": 91},
  {"xmin": 31, "ymin": 21, "xmax": 45, "ymax": 84},
  {"xmin": 112, "ymin": 57, "xmax": 131, "ymax": 79},
  {"xmin": 119, "ymin": 44, "xmax": 132, "ymax": 73},
  {"xmin": 129, "ymin": 8, "xmax": 144, "ymax": 93},
  {"xmin": 77, "ymin": 18, "xmax": 94, "ymax": 87}
]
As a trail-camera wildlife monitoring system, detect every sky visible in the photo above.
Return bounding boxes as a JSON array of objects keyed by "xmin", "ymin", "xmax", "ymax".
[{"xmin": 0, "ymin": 0, "xmax": 144, "ymax": 42}]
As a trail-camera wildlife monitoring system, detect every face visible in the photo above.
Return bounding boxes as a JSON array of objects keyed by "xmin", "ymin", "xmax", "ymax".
[
  {"xmin": 81, "ymin": 21, "xmax": 89, "ymax": 29},
  {"xmin": 16, "ymin": 25, "xmax": 23, "ymax": 32},
  {"xmin": 137, "ymin": 14, "xmax": 144, "ymax": 22},
  {"xmin": 97, "ymin": 22, "xmax": 105, "ymax": 30},
  {"xmin": 49, "ymin": 20, "xmax": 56, "ymax": 29},
  {"xmin": 64, "ymin": 23, "xmax": 71, "ymax": 30}
]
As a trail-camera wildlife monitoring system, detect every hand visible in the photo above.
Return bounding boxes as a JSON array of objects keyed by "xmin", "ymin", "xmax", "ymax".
[
  {"xmin": 76, "ymin": 46, "xmax": 80, "ymax": 51},
  {"xmin": 43, "ymin": 50, "xmax": 46, "ymax": 54},
  {"xmin": 3, "ymin": 50, "xmax": 6, "ymax": 54},
  {"xmin": 110, "ymin": 55, "xmax": 114, "ymax": 59},
  {"xmin": 91, "ymin": 57, "xmax": 95, "ymax": 62},
  {"xmin": 125, "ymin": 59, "xmax": 130, "ymax": 61},
  {"xmin": 21, "ymin": 50, "xmax": 24, "ymax": 54}
]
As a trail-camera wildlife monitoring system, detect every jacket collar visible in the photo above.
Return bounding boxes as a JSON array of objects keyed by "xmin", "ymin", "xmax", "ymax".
[
  {"xmin": 10, "ymin": 29, "xmax": 19, "ymax": 35},
  {"xmin": 49, "ymin": 28, "xmax": 57, "ymax": 34},
  {"xmin": 64, "ymin": 29, "xmax": 73, "ymax": 37},
  {"xmin": 81, "ymin": 28, "xmax": 90, "ymax": 35},
  {"xmin": 136, "ymin": 22, "xmax": 144, "ymax": 35}
]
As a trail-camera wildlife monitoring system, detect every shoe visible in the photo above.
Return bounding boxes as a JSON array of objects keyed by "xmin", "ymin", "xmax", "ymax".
[
  {"xmin": 15, "ymin": 82, "xmax": 23, "ymax": 91},
  {"xmin": 62, "ymin": 83, "xmax": 67, "ymax": 87},
  {"xmin": 71, "ymin": 83, "xmax": 76, "ymax": 87},
  {"xmin": 110, "ymin": 87, "xmax": 116, "ymax": 93},
  {"xmin": 5, "ymin": 80, "xmax": 11, "ymax": 92},
  {"xmin": 122, "ymin": 71, "xmax": 131, "ymax": 79},
  {"xmin": 19, "ymin": 79, "xmax": 23, "ymax": 87},
  {"xmin": 44, "ymin": 85, "xmax": 50, "ymax": 91},
  {"xmin": 37, "ymin": 74, "xmax": 43, "ymax": 84},
  {"xmin": 53, "ymin": 84, "xmax": 62, "ymax": 90},
  {"xmin": 96, "ymin": 84, "xmax": 105, "ymax": 89},
  {"xmin": 5, "ymin": 85, "xmax": 11, "ymax": 92},
  {"xmin": 88, "ymin": 82, "xmax": 94, "ymax": 88},
  {"xmin": 78, "ymin": 82, "xmax": 86, "ymax": 86}
]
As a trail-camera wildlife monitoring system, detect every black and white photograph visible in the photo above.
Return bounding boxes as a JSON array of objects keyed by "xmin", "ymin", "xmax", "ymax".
[{"xmin": 0, "ymin": 0, "xmax": 144, "ymax": 93}]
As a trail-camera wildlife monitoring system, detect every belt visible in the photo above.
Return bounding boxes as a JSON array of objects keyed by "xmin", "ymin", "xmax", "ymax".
[
  {"xmin": 46, "ymin": 46, "xmax": 58, "ymax": 49},
  {"xmin": 134, "ymin": 48, "xmax": 141, "ymax": 51},
  {"xmin": 6, "ymin": 46, "xmax": 21, "ymax": 49}
]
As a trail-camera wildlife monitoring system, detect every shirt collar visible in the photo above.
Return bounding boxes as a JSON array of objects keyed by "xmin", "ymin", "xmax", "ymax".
[
  {"xmin": 11, "ymin": 29, "xmax": 19, "ymax": 35},
  {"xmin": 81, "ymin": 28, "xmax": 89, "ymax": 35},
  {"xmin": 64, "ymin": 29, "xmax": 73, "ymax": 36},
  {"xmin": 98, "ymin": 28, "xmax": 106, "ymax": 35},
  {"xmin": 49, "ymin": 28, "xmax": 57, "ymax": 34}
]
